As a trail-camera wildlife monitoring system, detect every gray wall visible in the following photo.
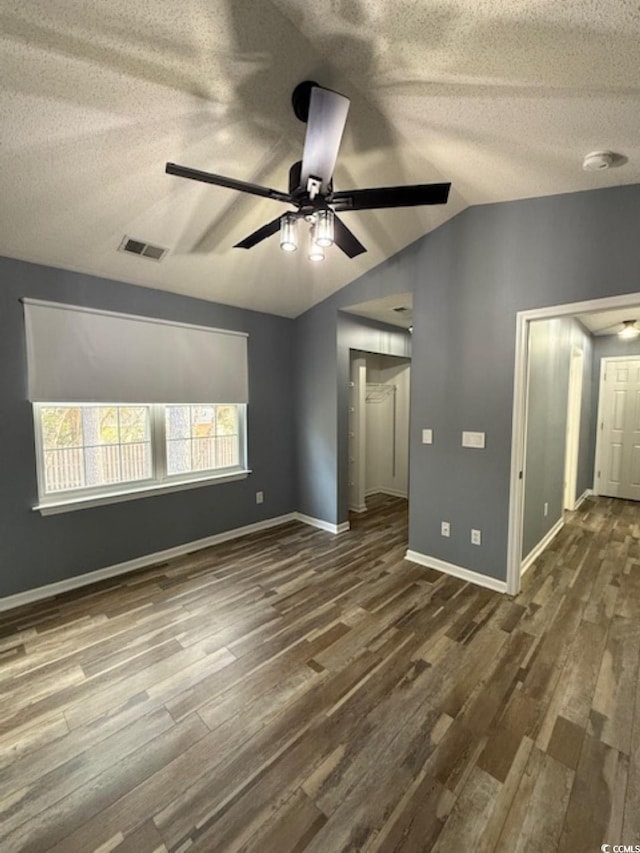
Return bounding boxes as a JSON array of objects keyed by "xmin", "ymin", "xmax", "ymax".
[
  {"xmin": 521, "ymin": 318, "xmax": 593, "ymax": 559},
  {"xmin": 296, "ymin": 184, "xmax": 640, "ymax": 582},
  {"xmin": 0, "ymin": 257, "xmax": 296, "ymax": 597}
]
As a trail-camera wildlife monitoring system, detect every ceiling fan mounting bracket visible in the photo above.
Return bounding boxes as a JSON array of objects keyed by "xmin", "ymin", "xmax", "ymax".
[{"xmin": 307, "ymin": 175, "xmax": 322, "ymax": 199}]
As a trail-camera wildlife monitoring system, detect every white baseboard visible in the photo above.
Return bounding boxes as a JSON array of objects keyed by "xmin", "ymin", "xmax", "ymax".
[
  {"xmin": 349, "ymin": 504, "xmax": 368, "ymax": 514},
  {"xmin": 378, "ymin": 488, "xmax": 408, "ymax": 499},
  {"xmin": 294, "ymin": 513, "xmax": 350, "ymax": 535},
  {"xmin": 521, "ymin": 516, "xmax": 564, "ymax": 577},
  {"xmin": 365, "ymin": 488, "xmax": 408, "ymax": 500},
  {"xmin": 0, "ymin": 510, "xmax": 353, "ymax": 614},
  {"xmin": 574, "ymin": 489, "xmax": 592, "ymax": 510},
  {"xmin": 405, "ymin": 550, "xmax": 507, "ymax": 594}
]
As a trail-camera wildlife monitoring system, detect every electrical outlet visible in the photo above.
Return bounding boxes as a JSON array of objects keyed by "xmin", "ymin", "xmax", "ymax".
[
  {"xmin": 471, "ymin": 528, "xmax": 482, "ymax": 545},
  {"xmin": 441, "ymin": 521, "xmax": 450, "ymax": 537},
  {"xmin": 256, "ymin": 491, "xmax": 264, "ymax": 504},
  {"xmin": 544, "ymin": 502, "xmax": 548, "ymax": 517},
  {"xmin": 422, "ymin": 428, "xmax": 433, "ymax": 444}
]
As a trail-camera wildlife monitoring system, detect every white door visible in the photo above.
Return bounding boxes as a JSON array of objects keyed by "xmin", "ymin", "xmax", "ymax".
[{"xmin": 596, "ymin": 358, "xmax": 640, "ymax": 501}]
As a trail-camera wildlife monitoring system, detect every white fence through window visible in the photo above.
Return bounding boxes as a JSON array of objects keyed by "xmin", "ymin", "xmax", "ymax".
[{"xmin": 44, "ymin": 442, "xmax": 151, "ymax": 493}]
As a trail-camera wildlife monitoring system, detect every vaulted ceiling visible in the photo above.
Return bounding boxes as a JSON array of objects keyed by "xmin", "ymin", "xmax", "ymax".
[{"xmin": 1, "ymin": 1, "xmax": 639, "ymax": 317}]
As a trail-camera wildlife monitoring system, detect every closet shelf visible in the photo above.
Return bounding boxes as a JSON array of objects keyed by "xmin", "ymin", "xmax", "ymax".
[{"xmin": 365, "ymin": 382, "xmax": 396, "ymax": 403}]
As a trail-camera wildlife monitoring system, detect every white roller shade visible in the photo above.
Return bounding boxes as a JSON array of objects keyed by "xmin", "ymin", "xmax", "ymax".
[{"xmin": 23, "ymin": 299, "xmax": 248, "ymax": 404}]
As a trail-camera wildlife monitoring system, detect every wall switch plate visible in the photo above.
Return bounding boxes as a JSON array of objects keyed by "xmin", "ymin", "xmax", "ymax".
[
  {"xmin": 544, "ymin": 502, "xmax": 548, "ymax": 517},
  {"xmin": 441, "ymin": 521, "xmax": 450, "ymax": 537},
  {"xmin": 462, "ymin": 431, "xmax": 486, "ymax": 449},
  {"xmin": 422, "ymin": 428, "xmax": 433, "ymax": 444},
  {"xmin": 256, "ymin": 491, "xmax": 264, "ymax": 504},
  {"xmin": 471, "ymin": 528, "xmax": 482, "ymax": 545}
]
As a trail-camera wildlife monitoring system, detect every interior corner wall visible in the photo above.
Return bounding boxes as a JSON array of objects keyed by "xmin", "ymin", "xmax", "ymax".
[{"xmin": 0, "ymin": 256, "xmax": 296, "ymax": 598}]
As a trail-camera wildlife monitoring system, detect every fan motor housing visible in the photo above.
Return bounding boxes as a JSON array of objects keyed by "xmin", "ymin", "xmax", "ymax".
[
  {"xmin": 288, "ymin": 160, "xmax": 332, "ymax": 201},
  {"xmin": 288, "ymin": 160, "xmax": 302, "ymax": 194},
  {"xmin": 291, "ymin": 80, "xmax": 318, "ymax": 122}
]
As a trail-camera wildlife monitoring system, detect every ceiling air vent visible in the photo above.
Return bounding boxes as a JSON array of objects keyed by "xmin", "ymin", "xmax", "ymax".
[{"xmin": 119, "ymin": 236, "xmax": 168, "ymax": 262}]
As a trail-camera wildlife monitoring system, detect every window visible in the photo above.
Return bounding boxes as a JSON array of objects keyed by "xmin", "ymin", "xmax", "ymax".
[
  {"xmin": 166, "ymin": 405, "xmax": 240, "ymax": 476},
  {"xmin": 24, "ymin": 299, "xmax": 250, "ymax": 513},
  {"xmin": 33, "ymin": 402, "xmax": 247, "ymax": 509},
  {"xmin": 39, "ymin": 405, "xmax": 152, "ymax": 493}
]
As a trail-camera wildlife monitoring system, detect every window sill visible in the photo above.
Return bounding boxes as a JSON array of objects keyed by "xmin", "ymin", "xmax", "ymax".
[{"xmin": 33, "ymin": 469, "xmax": 252, "ymax": 516}]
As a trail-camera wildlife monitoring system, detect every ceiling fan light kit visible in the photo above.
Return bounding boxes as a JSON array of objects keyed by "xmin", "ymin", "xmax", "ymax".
[
  {"xmin": 166, "ymin": 81, "xmax": 451, "ymax": 263},
  {"xmin": 618, "ymin": 319, "xmax": 640, "ymax": 339}
]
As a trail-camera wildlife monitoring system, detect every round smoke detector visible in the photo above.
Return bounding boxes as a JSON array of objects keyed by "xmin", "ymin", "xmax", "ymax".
[{"xmin": 582, "ymin": 151, "xmax": 615, "ymax": 171}]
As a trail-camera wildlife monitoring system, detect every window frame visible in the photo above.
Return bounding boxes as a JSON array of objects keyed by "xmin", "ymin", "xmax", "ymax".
[{"xmin": 32, "ymin": 402, "xmax": 249, "ymax": 515}]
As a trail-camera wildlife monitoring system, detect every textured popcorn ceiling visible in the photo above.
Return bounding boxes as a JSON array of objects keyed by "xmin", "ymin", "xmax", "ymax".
[{"xmin": 1, "ymin": 0, "xmax": 639, "ymax": 317}]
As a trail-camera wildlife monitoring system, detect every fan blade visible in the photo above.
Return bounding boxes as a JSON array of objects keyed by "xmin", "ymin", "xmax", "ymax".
[
  {"xmin": 300, "ymin": 87, "xmax": 350, "ymax": 193},
  {"xmin": 333, "ymin": 214, "xmax": 366, "ymax": 258},
  {"xmin": 234, "ymin": 215, "xmax": 282, "ymax": 249},
  {"xmin": 166, "ymin": 163, "xmax": 291, "ymax": 203},
  {"xmin": 332, "ymin": 183, "xmax": 451, "ymax": 211}
]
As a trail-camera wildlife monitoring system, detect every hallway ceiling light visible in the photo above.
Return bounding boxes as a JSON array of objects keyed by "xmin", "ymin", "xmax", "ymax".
[{"xmin": 618, "ymin": 319, "xmax": 640, "ymax": 339}]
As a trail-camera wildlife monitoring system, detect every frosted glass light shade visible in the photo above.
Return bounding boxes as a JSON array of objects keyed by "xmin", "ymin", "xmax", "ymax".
[
  {"xmin": 308, "ymin": 226, "xmax": 325, "ymax": 261},
  {"xmin": 280, "ymin": 214, "xmax": 298, "ymax": 252},
  {"xmin": 314, "ymin": 209, "xmax": 334, "ymax": 247}
]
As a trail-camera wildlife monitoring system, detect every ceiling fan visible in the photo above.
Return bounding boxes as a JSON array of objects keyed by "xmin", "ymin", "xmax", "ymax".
[{"xmin": 166, "ymin": 81, "xmax": 451, "ymax": 260}]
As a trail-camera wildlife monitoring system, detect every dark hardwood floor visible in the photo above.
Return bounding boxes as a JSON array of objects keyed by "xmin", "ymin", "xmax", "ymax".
[{"xmin": 0, "ymin": 494, "xmax": 638, "ymax": 852}]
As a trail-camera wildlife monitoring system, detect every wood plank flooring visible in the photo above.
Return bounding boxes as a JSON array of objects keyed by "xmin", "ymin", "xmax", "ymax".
[{"xmin": 0, "ymin": 494, "xmax": 639, "ymax": 852}]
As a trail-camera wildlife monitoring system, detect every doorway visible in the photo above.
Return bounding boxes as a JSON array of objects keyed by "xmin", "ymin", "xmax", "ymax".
[
  {"xmin": 349, "ymin": 351, "xmax": 410, "ymax": 513},
  {"xmin": 507, "ymin": 291, "xmax": 640, "ymax": 595}
]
